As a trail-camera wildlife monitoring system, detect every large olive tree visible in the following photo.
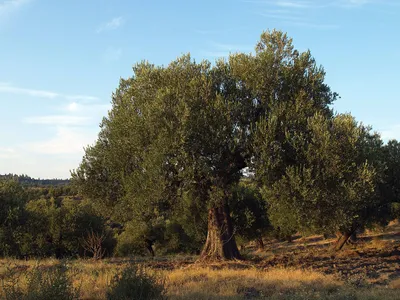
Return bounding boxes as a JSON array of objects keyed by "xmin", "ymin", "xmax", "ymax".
[{"xmin": 73, "ymin": 30, "xmax": 363, "ymax": 258}]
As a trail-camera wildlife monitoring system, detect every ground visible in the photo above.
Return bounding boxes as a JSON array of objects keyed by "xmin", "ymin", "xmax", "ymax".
[
  {"xmin": 252, "ymin": 221, "xmax": 400, "ymax": 287},
  {"xmin": 0, "ymin": 222, "xmax": 399, "ymax": 299}
]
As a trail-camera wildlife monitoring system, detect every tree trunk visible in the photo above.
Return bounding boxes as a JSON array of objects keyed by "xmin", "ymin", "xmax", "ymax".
[
  {"xmin": 256, "ymin": 236, "xmax": 264, "ymax": 250},
  {"xmin": 145, "ymin": 239, "xmax": 155, "ymax": 257},
  {"xmin": 200, "ymin": 204, "xmax": 242, "ymax": 261},
  {"xmin": 334, "ymin": 229, "xmax": 356, "ymax": 251},
  {"xmin": 349, "ymin": 231, "xmax": 357, "ymax": 244}
]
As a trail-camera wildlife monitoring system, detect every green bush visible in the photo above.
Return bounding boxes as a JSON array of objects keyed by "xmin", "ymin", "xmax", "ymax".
[
  {"xmin": 2, "ymin": 263, "xmax": 80, "ymax": 300},
  {"xmin": 106, "ymin": 264, "xmax": 165, "ymax": 300},
  {"xmin": 21, "ymin": 199, "xmax": 116, "ymax": 258},
  {"xmin": 114, "ymin": 221, "xmax": 153, "ymax": 257}
]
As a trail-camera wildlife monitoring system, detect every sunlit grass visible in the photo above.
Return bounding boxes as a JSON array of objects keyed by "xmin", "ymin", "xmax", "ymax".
[{"xmin": 1, "ymin": 258, "xmax": 399, "ymax": 299}]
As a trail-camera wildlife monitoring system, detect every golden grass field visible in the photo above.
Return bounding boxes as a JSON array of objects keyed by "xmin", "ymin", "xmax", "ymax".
[{"xmin": 1, "ymin": 222, "xmax": 399, "ymax": 299}]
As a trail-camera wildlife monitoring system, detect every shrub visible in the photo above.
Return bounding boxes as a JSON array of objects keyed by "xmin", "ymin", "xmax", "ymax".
[
  {"xmin": 1, "ymin": 264, "xmax": 25, "ymax": 300},
  {"xmin": 22, "ymin": 199, "xmax": 116, "ymax": 258},
  {"xmin": 106, "ymin": 264, "xmax": 165, "ymax": 300},
  {"xmin": 2, "ymin": 263, "xmax": 80, "ymax": 300}
]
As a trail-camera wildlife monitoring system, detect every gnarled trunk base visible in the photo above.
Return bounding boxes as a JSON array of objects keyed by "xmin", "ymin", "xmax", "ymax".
[
  {"xmin": 256, "ymin": 236, "xmax": 264, "ymax": 250},
  {"xmin": 334, "ymin": 229, "xmax": 356, "ymax": 251},
  {"xmin": 200, "ymin": 205, "xmax": 242, "ymax": 261}
]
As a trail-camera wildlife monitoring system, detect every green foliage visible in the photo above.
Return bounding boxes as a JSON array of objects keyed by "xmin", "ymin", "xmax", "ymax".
[
  {"xmin": 162, "ymin": 190, "xmax": 207, "ymax": 254},
  {"xmin": 259, "ymin": 113, "xmax": 382, "ymax": 235},
  {"xmin": 0, "ymin": 179, "xmax": 29, "ymax": 257},
  {"xmin": 72, "ymin": 53, "xmax": 250, "ymax": 257},
  {"xmin": 106, "ymin": 264, "xmax": 165, "ymax": 300},
  {"xmin": 20, "ymin": 199, "xmax": 115, "ymax": 258},
  {"xmin": 2, "ymin": 263, "xmax": 80, "ymax": 300},
  {"xmin": 230, "ymin": 180, "xmax": 271, "ymax": 243},
  {"xmin": 382, "ymin": 140, "xmax": 400, "ymax": 204},
  {"xmin": 114, "ymin": 219, "xmax": 164, "ymax": 257}
]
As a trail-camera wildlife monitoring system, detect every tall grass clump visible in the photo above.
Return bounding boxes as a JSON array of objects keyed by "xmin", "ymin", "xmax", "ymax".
[
  {"xmin": 106, "ymin": 263, "xmax": 165, "ymax": 300},
  {"xmin": 2, "ymin": 262, "xmax": 80, "ymax": 300}
]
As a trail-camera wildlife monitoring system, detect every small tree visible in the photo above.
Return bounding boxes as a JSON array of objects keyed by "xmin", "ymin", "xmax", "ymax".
[{"xmin": 82, "ymin": 230, "xmax": 107, "ymax": 260}]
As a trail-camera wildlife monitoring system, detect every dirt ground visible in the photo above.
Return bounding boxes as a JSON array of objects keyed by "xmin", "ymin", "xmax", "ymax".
[
  {"xmin": 138, "ymin": 222, "xmax": 400, "ymax": 288},
  {"xmin": 250, "ymin": 221, "xmax": 400, "ymax": 287}
]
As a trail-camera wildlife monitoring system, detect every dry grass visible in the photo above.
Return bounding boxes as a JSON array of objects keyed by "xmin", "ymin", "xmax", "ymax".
[
  {"xmin": 1, "ymin": 224, "xmax": 399, "ymax": 299},
  {"xmin": 0, "ymin": 258, "xmax": 399, "ymax": 299},
  {"xmin": 166, "ymin": 266, "xmax": 344, "ymax": 299}
]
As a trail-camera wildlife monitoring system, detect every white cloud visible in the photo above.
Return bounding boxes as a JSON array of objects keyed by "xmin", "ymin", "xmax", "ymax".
[
  {"xmin": 1, "ymin": 99, "xmax": 110, "ymax": 178},
  {"xmin": 380, "ymin": 124, "xmax": 400, "ymax": 142},
  {"xmin": 65, "ymin": 95, "xmax": 99, "ymax": 102},
  {"xmin": 276, "ymin": 1, "xmax": 311, "ymax": 8},
  {"xmin": 24, "ymin": 115, "xmax": 91, "ymax": 126},
  {"xmin": 248, "ymin": 0, "xmax": 397, "ymax": 10},
  {"xmin": 29, "ymin": 127, "xmax": 95, "ymax": 155},
  {"xmin": 67, "ymin": 102, "xmax": 79, "ymax": 112},
  {"xmin": 0, "ymin": 83, "xmax": 108, "ymax": 178},
  {"xmin": 0, "ymin": 147, "xmax": 18, "ymax": 159},
  {"xmin": 96, "ymin": 16, "xmax": 124, "ymax": 33},
  {"xmin": 0, "ymin": 82, "xmax": 99, "ymax": 101},
  {"xmin": 63, "ymin": 101, "xmax": 110, "ymax": 114},
  {"xmin": 0, "ymin": 82, "xmax": 58, "ymax": 98},
  {"xmin": 0, "ymin": 140, "xmax": 94, "ymax": 178},
  {"xmin": 0, "ymin": 150, "xmax": 76, "ymax": 178},
  {"xmin": 249, "ymin": 0, "xmax": 386, "ymax": 28},
  {"xmin": 202, "ymin": 42, "xmax": 253, "ymax": 58}
]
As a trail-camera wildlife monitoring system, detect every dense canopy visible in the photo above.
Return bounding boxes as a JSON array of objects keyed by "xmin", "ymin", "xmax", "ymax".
[{"xmin": 70, "ymin": 30, "xmax": 398, "ymax": 260}]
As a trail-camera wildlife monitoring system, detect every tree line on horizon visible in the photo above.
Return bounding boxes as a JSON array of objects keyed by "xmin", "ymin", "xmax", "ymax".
[
  {"xmin": 0, "ymin": 174, "xmax": 70, "ymax": 187},
  {"xmin": 1, "ymin": 30, "xmax": 400, "ymax": 260}
]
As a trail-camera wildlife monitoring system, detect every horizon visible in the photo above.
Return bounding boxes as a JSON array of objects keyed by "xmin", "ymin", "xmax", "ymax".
[{"xmin": 1, "ymin": 0, "xmax": 399, "ymax": 179}]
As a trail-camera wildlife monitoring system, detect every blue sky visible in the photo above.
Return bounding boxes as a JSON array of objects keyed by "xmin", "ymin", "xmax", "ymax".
[{"xmin": 1, "ymin": 0, "xmax": 399, "ymax": 179}]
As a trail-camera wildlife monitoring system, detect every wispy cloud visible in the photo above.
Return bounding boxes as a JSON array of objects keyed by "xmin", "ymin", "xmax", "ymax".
[
  {"xmin": 275, "ymin": 1, "xmax": 312, "ymax": 8},
  {"xmin": 22, "ymin": 101, "xmax": 110, "ymax": 157},
  {"xmin": 202, "ymin": 42, "xmax": 253, "ymax": 58},
  {"xmin": 380, "ymin": 124, "xmax": 400, "ymax": 142},
  {"xmin": 258, "ymin": 10, "xmax": 338, "ymax": 28},
  {"xmin": 29, "ymin": 127, "xmax": 96, "ymax": 155},
  {"xmin": 243, "ymin": 0, "xmax": 324, "ymax": 8},
  {"xmin": 63, "ymin": 101, "xmax": 110, "ymax": 114},
  {"xmin": 96, "ymin": 16, "xmax": 124, "ymax": 33},
  {"xmin": 24, "ymin": 115, "xmax": 91, "ymax": 126},
  {"xmin": 248, "ymin": 0, "xmax": 399, "ymax": 9},
  {"xmin": 0, "ymin": 82, "xmax": 99, "ymax": 101},
  {"xmin": 65, "ymin": 95, "xmax": 99, "ymax": 102},
  {"xmin": 0, "ymin": 147, "xmax": 18, "ymax": 159},
  {"xmin": 252, "ymin": 0, "xmax": 399, "ymax": 27},
  {"xmin": 0, "ymin": 0, "xmax": 31, "ymax": 16},
  {"xmin": 102, "ymin": 47, "xmax": 123, "ymax": 62},
  {"xmin": 248, "ymin": 1, "xmax": 338, "ymax": 28},
  {"xmin": 247, "ymin": 0, "xmax": 397, "ymax": 30},
  {"xmin": 0, "ymin": 83, "xmax": 107, "ymax": 178}
]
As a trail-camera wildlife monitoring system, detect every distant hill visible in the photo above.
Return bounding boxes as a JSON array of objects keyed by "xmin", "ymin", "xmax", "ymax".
[{"xmin": 0, "ymin": 174, "xmax": 70, "ymax": 187}]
